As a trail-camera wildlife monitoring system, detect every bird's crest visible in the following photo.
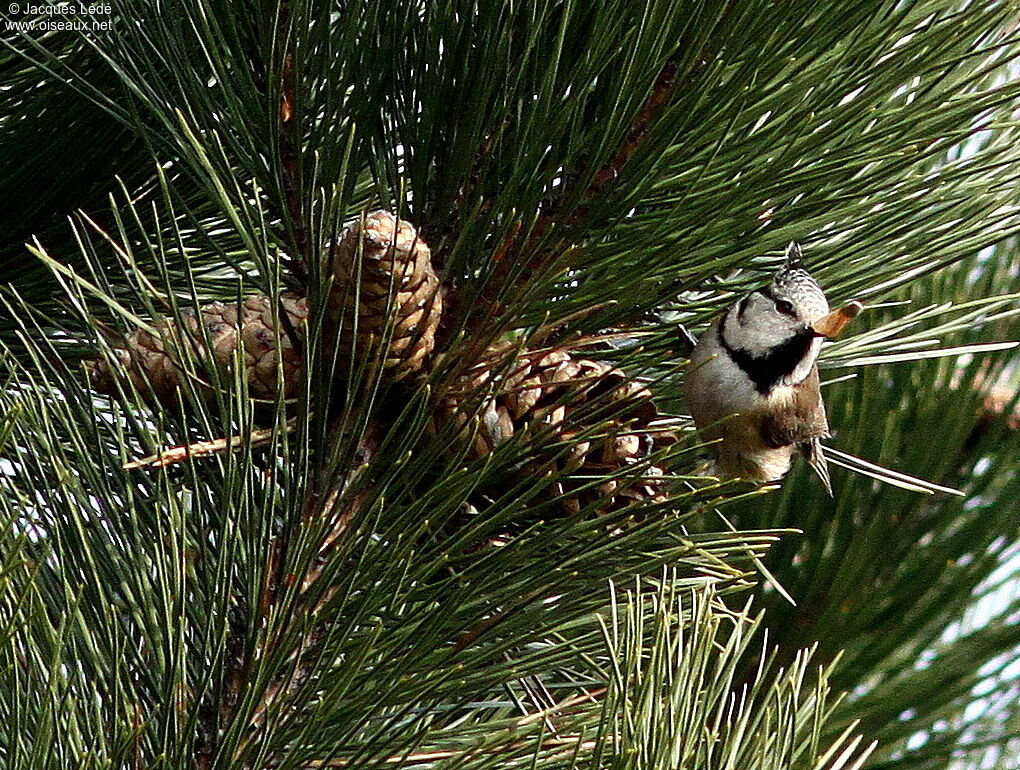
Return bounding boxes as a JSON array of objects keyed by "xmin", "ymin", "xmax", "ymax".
[{"xmin": 784, "ymin": 241, "xmax": 805, "ymax": 269}]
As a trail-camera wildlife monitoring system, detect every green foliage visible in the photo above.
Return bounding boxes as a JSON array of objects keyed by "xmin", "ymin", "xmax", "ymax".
[
  {"xmin": 1, "ymin": 1, "xmax": 1019, "ymax": 769},
  {"xmin": 0, "ymin": 18, "xmax": 139, "ymax": 269}
]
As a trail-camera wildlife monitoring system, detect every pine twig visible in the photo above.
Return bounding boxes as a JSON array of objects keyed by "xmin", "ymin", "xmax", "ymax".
[
  {"xmin": 278, "ymin": 27, "xmax": 309, "ymax": 287},
  {"xmin": 122, "ymin": 420, "xmax": 296, "ymax": 469},
  {"xmin": 233, "ymin": 426, "xmax": 380, "ymax": 762}
]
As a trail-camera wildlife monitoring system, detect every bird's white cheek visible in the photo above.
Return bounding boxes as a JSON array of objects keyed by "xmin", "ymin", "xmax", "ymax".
[{"xmin": 783, "ymin": 337, "xmax": 822, "ymax": 386}]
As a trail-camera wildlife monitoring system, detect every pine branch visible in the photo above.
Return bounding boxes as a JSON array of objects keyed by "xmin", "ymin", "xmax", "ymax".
[
  {"xmin": 448, "ymin": 52, "xmax": 693, "ymax": 340},
  {"xmin": 278, "ymin": 13, "xmax": 309, "ymax": 287}
]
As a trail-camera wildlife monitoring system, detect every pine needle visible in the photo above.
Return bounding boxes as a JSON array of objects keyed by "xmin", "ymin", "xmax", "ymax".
[{"xmin": 822, "ymin": 446, "xmax": 964, "ymax": 496}]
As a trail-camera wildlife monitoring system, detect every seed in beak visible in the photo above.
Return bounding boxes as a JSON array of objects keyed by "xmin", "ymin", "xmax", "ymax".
[{"xmin": 812, "ymin": 301, "xmax": 864, "ymax": 338}]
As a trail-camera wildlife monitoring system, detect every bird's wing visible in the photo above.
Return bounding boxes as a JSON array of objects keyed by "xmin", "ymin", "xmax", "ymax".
[
  {"xmin": 759, "ymin": 366, "xmax": 833, "ymax": 495},
  {"xmin": 758, "ymin": 366, "xmax": 829, "ymax": 448}
]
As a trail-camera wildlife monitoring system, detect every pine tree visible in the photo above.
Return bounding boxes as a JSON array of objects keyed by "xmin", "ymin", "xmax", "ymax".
[{"xmin": 2, "ymin": 2, "xmax": 1020, "ymax": 769}]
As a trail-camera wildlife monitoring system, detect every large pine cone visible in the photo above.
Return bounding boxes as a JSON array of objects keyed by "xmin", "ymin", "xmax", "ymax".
[
  {"xmin": 328, "ymin": 211, "xmax": 443, "ymax": 381},
  {"xmin": 436, "ymin": 345, "xmax": 672, "ymax": 515},
  {"xmin": 87, "ymin": 294, "xmax": 308, "ymax": 401}
]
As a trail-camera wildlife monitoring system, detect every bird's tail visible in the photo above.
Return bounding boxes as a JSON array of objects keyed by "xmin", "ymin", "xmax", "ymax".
[{"xmin": 802, "ymin": 437, "xmax": 833, "ymax": 496}]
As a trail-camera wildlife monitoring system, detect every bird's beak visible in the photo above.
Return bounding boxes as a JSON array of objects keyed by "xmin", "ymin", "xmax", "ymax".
[{"xmin": 812, "ymin": 301, "xmax": 864, "ymax": 338}]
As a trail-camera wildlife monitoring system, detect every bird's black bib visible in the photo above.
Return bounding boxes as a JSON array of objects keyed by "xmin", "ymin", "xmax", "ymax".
[{"xmin": 717, "ymin": 326, "xmax": 816, "ymax": 395}]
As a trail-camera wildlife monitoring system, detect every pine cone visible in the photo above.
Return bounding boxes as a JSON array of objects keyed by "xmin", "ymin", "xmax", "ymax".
[
  {"xmin": 436, "ymin": 345, "xmax": 672, "ymax": 515},
  {"xmin": 328, "ymin": 211, "xmax": 443, "ymax": 381},
  {"xmin": 87, "ymin": 294, "xmax": 308, "ymax": 401}
]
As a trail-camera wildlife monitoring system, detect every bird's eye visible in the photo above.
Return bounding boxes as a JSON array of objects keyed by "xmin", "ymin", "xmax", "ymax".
[{"xmin": 774, "ymin": 298, "xmax": 796, "ymax": 317}]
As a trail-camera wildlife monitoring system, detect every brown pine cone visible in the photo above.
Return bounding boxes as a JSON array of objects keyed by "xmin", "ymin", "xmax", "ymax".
[
  {"xmin": 328, "ymin": 211, "xmax": 443, "ymax": 381},
  {"xmin": 87, "ymin": 294, "xmax": 308, "ymax": 402},
  {"xmin": 435, "ymin": 345, "xmax": 672, "ymax": 515}
]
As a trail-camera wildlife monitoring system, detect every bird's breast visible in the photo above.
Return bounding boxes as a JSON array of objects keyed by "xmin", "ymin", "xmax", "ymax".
[{"xmin": 685, "ymin": 325, "xmax": 801, "ymax": 483}]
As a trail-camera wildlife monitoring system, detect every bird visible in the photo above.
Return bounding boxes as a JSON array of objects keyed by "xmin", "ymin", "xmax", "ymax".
[{"xmin": 683, "ymin": 242, "xmax": 859, "ymax": 494}]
